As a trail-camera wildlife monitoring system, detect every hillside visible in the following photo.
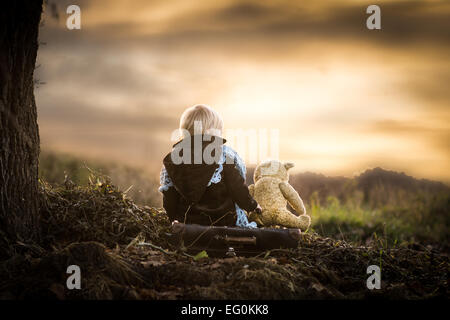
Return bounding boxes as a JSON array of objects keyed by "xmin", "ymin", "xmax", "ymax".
[
  {"xmin": 38, "ymin": 151, "xmax": 450, "ymax": 247},
  {"xmin": 0, "ymin": 175, "xmax": 448, "ymax": 299}
]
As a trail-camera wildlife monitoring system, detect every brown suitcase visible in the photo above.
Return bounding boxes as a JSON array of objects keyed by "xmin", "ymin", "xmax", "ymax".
[{"xmin": 166, "ymin": 221, "xmax": 301, "ymax": 257}]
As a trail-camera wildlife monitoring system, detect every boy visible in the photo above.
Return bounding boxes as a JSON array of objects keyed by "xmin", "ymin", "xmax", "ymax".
[{"xmin": 159, "ymin": 104, "xmax": 261, "ymax": 227}]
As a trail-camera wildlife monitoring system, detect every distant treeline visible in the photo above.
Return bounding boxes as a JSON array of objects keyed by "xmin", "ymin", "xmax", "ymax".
[{"xmin": 246, "ymin": 167, "xmax": 449, "ymax": 209}]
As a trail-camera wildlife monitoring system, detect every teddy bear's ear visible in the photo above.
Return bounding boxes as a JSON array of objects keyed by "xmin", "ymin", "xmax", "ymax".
[{"xmin": 284, "ymin": 162, "xmax": 295, "ymax": 170}]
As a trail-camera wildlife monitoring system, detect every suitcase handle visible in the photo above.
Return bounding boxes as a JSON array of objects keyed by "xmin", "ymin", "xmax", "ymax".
[{"xmin": 224, "ymin": 235, "xmax": 257, "ymax": 245}]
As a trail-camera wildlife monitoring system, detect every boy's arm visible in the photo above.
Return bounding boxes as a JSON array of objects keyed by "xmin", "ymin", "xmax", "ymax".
[
  {"xmin": 248, "ymin": 184, "xmax": 255, "ymax": 197},
  {"xmin": 162, "ymin": 187, "xmax": 181, "ymax": 221},
  {"xmin": 223, "ymin": 163, "xmax": 258, "ymax": 212},
  {"xmin": 279, "ymin": 182, "xmax": 306, "ymax": 216}
]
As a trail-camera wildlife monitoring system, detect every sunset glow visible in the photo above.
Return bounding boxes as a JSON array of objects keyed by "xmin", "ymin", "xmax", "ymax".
[{"xmin": 36, "ymin": 0, "xmax": 450, "ymax": 181}]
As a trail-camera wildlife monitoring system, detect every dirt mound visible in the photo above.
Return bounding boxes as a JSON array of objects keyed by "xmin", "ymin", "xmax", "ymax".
[
  {"xmin": 121, "ymin": 236, "xmax": 449, "ymax": 299},
  {"xmin": 1, "ymin": 176, "xmax": 449, "ymax": 299},
  {"xmin": 0, "ymin": 241, "xmax": 147, "ymax": 299},
  {"xmin": 39, "ymin": 176, "xmax": 170, "ymax": 248}
]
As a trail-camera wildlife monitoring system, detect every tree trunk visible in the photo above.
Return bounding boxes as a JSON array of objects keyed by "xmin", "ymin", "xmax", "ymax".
[{"xmin": 0, "ymin": 1, "xmax": 43, "ymax": 242}]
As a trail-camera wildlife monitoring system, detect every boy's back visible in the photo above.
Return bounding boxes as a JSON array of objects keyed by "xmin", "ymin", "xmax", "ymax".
[{"xmin": 160, "ymin": 135, "xmax": 258, "ymax": 227}]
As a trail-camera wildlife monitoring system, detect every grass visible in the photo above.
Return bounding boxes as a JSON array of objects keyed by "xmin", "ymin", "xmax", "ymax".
[
  {"xmin": 309, "ymin": 191, "xmax": 449, "ymax": 249},
  {"xmin": 39, "ymin": 150, "xmax": 161, "ymax": 207}
]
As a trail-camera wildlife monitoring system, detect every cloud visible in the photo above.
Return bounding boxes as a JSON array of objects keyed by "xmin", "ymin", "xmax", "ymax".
[
  {"xmin": 34, "ymin": 0, "xmax": 450, "ymax": 181},
  {"xmin": 403, "ymin": 68, "xmax": 450, "ymax": 110},
  {"xmin": 42, "ymin": 0, "xmax": 450, "ymax": 47},
  {"xmin": 366, "ymin": 119, "xmax": 450, "ymax": 156},
  {"xmin": 37, "ymin": 93, "xmax": 176, "ymax": 130},
  {"xmin": 37, "ymin": 93, "xmax": 178, "ymax": 169},
  {"xmin": 214, "ymin": 0, "xmax": 450, "ymax": 46}
]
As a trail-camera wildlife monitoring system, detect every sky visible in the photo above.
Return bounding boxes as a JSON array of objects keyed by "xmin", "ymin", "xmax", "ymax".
[{"xmin": 35, "ymin": 0, "xmax": 450, "ymax": 181}]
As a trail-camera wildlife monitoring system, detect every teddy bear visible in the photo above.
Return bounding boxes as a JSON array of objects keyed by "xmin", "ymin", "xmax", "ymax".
[{"xmin": 248, "ymin": 160, "xmax": 311, "ymax": 231}]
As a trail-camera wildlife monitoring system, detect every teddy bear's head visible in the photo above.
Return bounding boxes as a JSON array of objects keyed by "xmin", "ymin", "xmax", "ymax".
[{"xmin": 254, "ymin": 160, "xmax": 294, "ymax": 182}]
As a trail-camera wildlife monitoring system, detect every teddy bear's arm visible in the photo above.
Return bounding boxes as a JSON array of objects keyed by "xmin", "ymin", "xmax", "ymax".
[
  {"xmin": 248, "ymin": 184, "xmax": 255, "ymax": 197},
  {"xmin": 279, "ymin": 182, "xmax": 306, "ymax": 215}
]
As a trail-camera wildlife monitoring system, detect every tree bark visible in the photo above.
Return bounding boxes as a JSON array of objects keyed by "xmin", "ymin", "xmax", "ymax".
[{"xmin": 0, "ymin": 1, "xmax": 43, "ymax": 242}]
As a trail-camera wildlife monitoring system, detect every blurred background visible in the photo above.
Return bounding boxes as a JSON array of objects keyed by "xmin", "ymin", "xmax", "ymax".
[{"xmin": 35, "ymin": 0, "xmax": 449, "ymax": 246}]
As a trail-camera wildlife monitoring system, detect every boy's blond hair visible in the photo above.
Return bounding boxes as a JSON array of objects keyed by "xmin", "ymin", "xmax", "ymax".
[{"xmin": 179, "ymin": 104, "xmax": 223, "ymax": 137}]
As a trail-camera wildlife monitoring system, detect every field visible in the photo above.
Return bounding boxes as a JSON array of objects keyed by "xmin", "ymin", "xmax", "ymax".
[
  {"xmin": 1, "ymin": 150, "xmax": 447, "ymax": 299},
  {"xmin": 40, "ymin": 150, "xmax": 450, "ymax": 249}
]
